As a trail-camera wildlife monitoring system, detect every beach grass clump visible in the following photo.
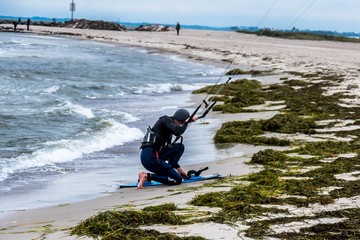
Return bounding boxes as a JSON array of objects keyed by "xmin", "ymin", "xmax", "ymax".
[
  {"xmin": 193, "ymin": 79, "xmax": 266, "ymax": 111},
  {"xmin": 225, "ymin": 68, "xmax": 273, "ymax": 76},
  {"xmin": 214, "ymin": 113, "xmax": 318, "ymax": 146},
  {"xmin": 263, "ymin": 80, "xmax": 347, "ymax": 120},
  {"xmin": 250, "ymin": 149, "xmax": 304, "ymax": 168},
  {"xmin": 225, "ymin": 68, "xmax": 245, "ymax": 75},
  {"xmin": 213, "ymin": 119, "xmax": 290, "ymax": 146},
  {"xmin": 193, "ymin": 71, "xmax": 356, "ymax": 121},
  {"xmin": 190, "ymin": 150, "xmax": 360, "ymax": 236},
  {"xmin": 102, "ymin": 228, "xmax": 205, "ymax": 240},
  {"xmin": 142, "ymin": 202, "xmax": 178, "ymax": 211},
  {"xmin": 221, "ymin": 79, "xmax": 263, "ymax": 97},
  {"xmin": 317, "ymin": 155, "xmax": 360, "ymax": 199},
  {"xmin": 188, "ymin": 154, "xmax": 359, "ymax": 238},
  {"xmin": 192, "ymin": 84, "xmax": 219, "ymax": 95},
  {"xmin": 284, "ymin": 87, "xmax": 345, "ymax": 119},
  {"xmin": 331, "ymin": 179, "xmax": 360, "ymax": 199},
  {"xmin": 262, "ymin": 113, "xmax": 317, "ymax": 134},
  {"xmin": 191, "ymin": 194, "xmax": 287, "ymax": 224},
  {"xmin": 293, "ymin": 140, "xmax": 358, "ymax": 157},
  {"xmin": 282, "ymin": 79, "xmax": 310, "ymax": 87},
  {"xmin": 335, "ymin": 128, "xmax": 360, "ymax": 140},
  {"xmin": 264, "ymin": 208, "xmax": 360, "ymax": 239},
  {"xmin": 71, "ymin": 203, "xmax": 201, "ymax": 239},
  {"xmin": 214, "ymin": 120, "xmax": 262, "ymax": 143},
  {"xmin": 243, "ymin": 167, "xmax": 333, "ymax": 206},
  {"xmin": 190, "ymin": 168, "xmax": 289, "ymax": 223},
  {"xmin": 305, "ymin": 155, "xmax": 360, "ymax": 178},
  {"xmin": 281, "ymin": 155, "xmax": 360, "ymax": 201},
  {"xmin": 237, "ymin": 28, "xmax": 360, "ymax": 43},
  {"xmin": 215, "ymin": 79, "xmax": 266, "ymax": 113}
]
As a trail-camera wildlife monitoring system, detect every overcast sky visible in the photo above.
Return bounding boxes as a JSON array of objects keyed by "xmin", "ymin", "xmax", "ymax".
[{"xmin": 1, "ymin": 0, "xmax": 359, "ymax": 32}]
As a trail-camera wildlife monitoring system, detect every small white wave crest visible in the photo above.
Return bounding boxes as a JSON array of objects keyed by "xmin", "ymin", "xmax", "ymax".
[
  {"xmin": 101, "ymin": 109, "xmax": 140, "ymax": 123},
  {"xmin": 68, "ymin": 102, "xmax": 95, "ymax": 118},
  {"xmin": 45, "ymin": 101, "xmax": 95, "ymax": 118},
  {"xmin": 132, "ymin": 83, "xmax": 207, "ymax": 94},
  {"xmin": 42, "ymin": 85, "xmax": 60, "ymax": 94},
  {"xmin": 0, "ymin": 119, "xmax": 143, "ymax": 182},
  {"xmin": 7, "ymin": 38, "xmax": 32, "ymax": 46}
]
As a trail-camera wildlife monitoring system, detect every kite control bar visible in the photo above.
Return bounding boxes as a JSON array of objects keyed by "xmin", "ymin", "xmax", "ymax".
[{"xmin": 189, "ymin": 77, "xmax": 232, "ymax": 121}]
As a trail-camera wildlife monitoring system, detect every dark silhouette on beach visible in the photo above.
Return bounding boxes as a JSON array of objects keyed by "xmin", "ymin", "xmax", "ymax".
[
  {"xmin": 13, "ymin": 18, "xmax": 21, "ymax": 31},
  {"xmin": 26, "ymin": 18, "xmax": 31, "ymax": 31},
  {"xmin": 176, "ymin": 22, "xmax": 181, "ymax": 36}
]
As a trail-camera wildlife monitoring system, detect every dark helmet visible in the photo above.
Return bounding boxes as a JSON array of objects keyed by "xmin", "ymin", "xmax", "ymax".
[{"xmin": 172, "ymin": 109, "xmax": 190, "ymax": 123}]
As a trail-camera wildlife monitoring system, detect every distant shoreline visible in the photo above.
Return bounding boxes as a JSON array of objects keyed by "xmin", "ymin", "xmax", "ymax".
[
  {"xmin": 0, "ymin": 16, "xmax": 238, "ymax": 32},
  {"xmin": 2, "ymin": 15, "xmax": 359, "ymax": 36},
  {"xmin": 2, "ymin": 23, "xmax": 360, "ymax": 80}
]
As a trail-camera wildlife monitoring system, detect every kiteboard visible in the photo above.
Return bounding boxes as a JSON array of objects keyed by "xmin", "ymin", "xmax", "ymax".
[{"xmin": 117, "ymin": 173, "xmax": 222, "ymax": 188}]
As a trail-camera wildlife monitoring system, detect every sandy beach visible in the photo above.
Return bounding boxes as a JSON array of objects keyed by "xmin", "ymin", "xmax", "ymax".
[{"xmin": 1, "ymin": 25, "xmax": 360, "ymax": 239}]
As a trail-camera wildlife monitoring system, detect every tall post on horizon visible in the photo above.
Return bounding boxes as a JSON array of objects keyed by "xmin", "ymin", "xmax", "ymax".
[{"xmin": 70, "ymin": 0, "xmax": 76, "ymax": 21}]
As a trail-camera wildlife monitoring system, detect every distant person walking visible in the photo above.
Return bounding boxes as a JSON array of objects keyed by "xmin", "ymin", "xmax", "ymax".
[
  {"xmin": 13, "ymin": 20, "xmax": 18, "ymax": 31},
  {"xmin": 26, "ymin": 18, "xmax": 31, "ymax": 31},
  {"xmin": 13, "ymin": 18, "xmax": 21, "ymax": 32},
  {"xmin": 176, "ymin": 22, "xmax": 181, "ymax": 36}
]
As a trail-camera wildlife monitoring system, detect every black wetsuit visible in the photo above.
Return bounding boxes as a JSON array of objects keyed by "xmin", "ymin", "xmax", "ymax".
[{"xmin": 140, "ymin": 115, "xmax": 187, "ymax": 185}]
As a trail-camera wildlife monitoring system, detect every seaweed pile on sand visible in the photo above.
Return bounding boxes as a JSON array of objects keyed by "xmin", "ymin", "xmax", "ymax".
[
  {"xmin": 71, "ymin": 203, "xmax": 206, "ymax": 239},
  {"xmin": 71, "ymin": 70, "xmax": 359, "ymax": 239},
  {"xmin": 191, "ymin": 70, "xmax": 360, "ymax": 238}
]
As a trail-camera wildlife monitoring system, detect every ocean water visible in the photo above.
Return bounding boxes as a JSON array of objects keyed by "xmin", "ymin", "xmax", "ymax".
[{"xmin": 0, "ymin": 32, "xmax": 226, "ymax": 212}]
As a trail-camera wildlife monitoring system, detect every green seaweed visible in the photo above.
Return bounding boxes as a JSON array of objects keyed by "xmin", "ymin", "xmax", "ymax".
[
  {"xmin": 102, "ymin": 228, "xmax": 205, "ymax": 240},
  {"xmin": 262, "ymin": 113, "xmax": 317, "ymax": 134},
  {"xmin": 143, "ymin": 202, "xmax": 177, "ymax": 211},
  {"xmin": 293, "ymin": 140, "xmax": 358, "ymax": 157},
  {"xmin": 250, "ymin": 149, "xmax": 303, "ymax": 168},
  {"xmin": 265, "ymin": 208, "xmax": 360, "ymax": 239},
  {"xmin": 225, "ymin": 68, "xmax": 273, "ymax": 76},
  {"xmin": 190, "ymin": 71, "xmax": 360, "ymax": 238},
  {"xmin": 190, "ymin": 168, "xmax": 287, "ymax": 220},
  {"xmin": 71, "ymin": 203, "xmax": 190, "ymax": 239},
  {"xmin": 214, "ymin": 113, "xmax": 317, "ymax": 146},
  {"xmin": 190, "ymin": 149, "xmax": 360, "ymax": 238},
  {"xmin": 213, "ymin": 119, "xmax": 290, "ymax": 146},
  {"xmin": 194, "ymin": 72, "xmax": 360, "ymax": 121},
  {"xmin": 237, "ymin": 28, "xmax": 360, "ymax": 43},
  {"xmin": 71, "ymin": 69, "xmax": 360, "ymax": 240}
]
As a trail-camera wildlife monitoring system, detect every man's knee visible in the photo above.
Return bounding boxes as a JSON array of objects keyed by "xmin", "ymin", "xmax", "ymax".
[
  {"xmin": 174, "ymin": 175, "xmax": 183, "ymax": 184},
  {"xmin": 168, "ymin": 174, "xmax": 183, "ymax": 185}
]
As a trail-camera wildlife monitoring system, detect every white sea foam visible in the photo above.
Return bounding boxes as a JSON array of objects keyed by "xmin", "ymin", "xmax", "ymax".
[
  {"xmin": 134, "ymin": 48, "xmax": 148, "ymax": 54},
  {"xmin": 42, "ymin": 85, "xmax": 60, "ymax": 94},
  {"xmin": 0, "ymin": 119, "xmax": 143, "ymax": 182},
  {"xmin": 132, "ymin": 83, "xmax": 207, "ymax": 94},
  {"xmin": 85, "ymin": 95, "xmax": 98, "ymax": 99},
  {"xmin": 24, "ymin": 34, "xmax": 66, "ymax": 41},
  {"xmin": 44, "ymin": 101, "xmax": 95, "ymax": 118},
  {"xmin": 100, "ymin": 109, "xmax": 140, "ymax": 122},
  {"xmin": 9, "ymin": 38, "xmax": 31, "ymax": 46},
  {"xmin": 160, "ymin": 106, "xmax": 178, "ymax": 111},
  {"xmin": 167, "ymin": 55, "xmax": 187, "ymax": 62},
  {"xmin": 68, "ymin": 103, "xmax": 95, "ymax": 118}
]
